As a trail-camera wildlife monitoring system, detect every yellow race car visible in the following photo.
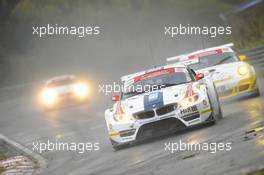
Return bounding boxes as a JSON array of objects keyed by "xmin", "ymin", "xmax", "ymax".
[{"xmin": 167, "ymin": 43, "xmax": 260, "ymax": 101}]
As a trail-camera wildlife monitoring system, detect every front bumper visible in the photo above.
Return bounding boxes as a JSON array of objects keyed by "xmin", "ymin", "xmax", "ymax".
[
  {"xmin": 42, "ymin": 92, "xmax": 88, "ymax": 109},
  {"xmin": 215, "ymin": 75, "xmax": 259, "ymax": 101},
  {"xmin": 107, "ymin": 99, "xmax": 213, "ymax": 145}
]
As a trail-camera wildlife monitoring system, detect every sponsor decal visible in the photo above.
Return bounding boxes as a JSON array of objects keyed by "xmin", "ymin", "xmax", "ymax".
[
  {"xmin": 144, "ymin": 92, "xmax": 164, "ymax": 110},
  {"xmin": 211, "ymin": 71, "xmax": 232, "ymax": 82},
  {"xmin": 214, "ymin": 76, "xmax": 232, "ymax": 84},
  {"xmin": 148, "ymin": 92, "xmax": 159, "ymax": 101},
  {"xmin": 181, "ymin": 112, "xmax": 200, "ymax": 121},
  {"xmin": 201, "ymin": 108, "xmax": 212, "ymax": 114},
  {"xmin": 115, "ymin": 101, "xmax": 124, "ymax": 115},
  {"xmin": 185, "ymin": 84, "xmax": 194, "ymax": 97},
  {"xmin": 188, "ymin": 49, "xmax": 223, "ymax": 59},
  {"xmin": 195, "ymin": 85, "xmax": 201, "ymax": 90},
  {"xmin": 180, "ymin": 105, "xmax": 198, "ymax": 115},
  {"xmin": 180, "ymin": 58, "xmax": 199, "ymax": 65},
  {"xmin": 134, "ymin": 68, "xmax": 175, "ymax": 82}
]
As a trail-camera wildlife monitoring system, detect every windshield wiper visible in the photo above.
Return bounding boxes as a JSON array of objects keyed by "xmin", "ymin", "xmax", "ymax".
[{"xmin": 213, "ymin": 56, "xmax": 232, "ymax": 66}]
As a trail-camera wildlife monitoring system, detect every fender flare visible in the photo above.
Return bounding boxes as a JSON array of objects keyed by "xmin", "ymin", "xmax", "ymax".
[{"xmin": 204, "ymin": 78, "xmax": 222, "ymax": 119}]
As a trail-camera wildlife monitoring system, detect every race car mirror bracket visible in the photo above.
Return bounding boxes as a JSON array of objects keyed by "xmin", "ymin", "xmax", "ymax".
[
  {"xmin": 195, "ymin": 73, "xmax": 204, "ymax": 81},
  {"xmin": 112, "ymin": 95, "xmax": 120, "ymax": 101}
]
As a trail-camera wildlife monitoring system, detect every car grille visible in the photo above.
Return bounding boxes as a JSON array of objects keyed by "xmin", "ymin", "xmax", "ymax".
[
  {"xmin": 136, "ymin": 118, "xmax": 185, "ymax": 139},
  {"xmin": 239, "ymin": 84, "xmax": 250, "ymax": 92},
  {"xmin": 134, "ymin": 104, "xmax": 177, "ymax": 119},
  {"xmin": 181, "ymin": 112, "xmax": 200, "ymax": 121},
  {"xmin": 156, "ymin": 104, "xmax": 176, "ymax": 116},
  {"xmin": 134, "ymin": 110, "xmax": 155, "ymax": 119}
]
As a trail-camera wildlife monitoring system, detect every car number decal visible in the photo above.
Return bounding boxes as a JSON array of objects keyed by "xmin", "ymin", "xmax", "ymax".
[{"xmin": 148, "ymin": 93, "xmax": 159, "ymax": 101}]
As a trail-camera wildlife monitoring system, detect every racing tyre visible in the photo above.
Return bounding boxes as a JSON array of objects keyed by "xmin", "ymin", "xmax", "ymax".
[
  {"xmin": 207, "ymin": 92, "xmax": 223, "ymax": 121},
  {"xmin": 255, "ymin": 88, "xmax": 260, "ymax": 97},
  {"xmin": 206, "ymin": 80, "xmax": 223, "ymax": 121},
  {"xmin": 214, "ymin": 92, "xmax": 223, "ymax": 120},
  {"xmin": 216, "ymin": 105, "xmax": 223, "ymax": 120}
]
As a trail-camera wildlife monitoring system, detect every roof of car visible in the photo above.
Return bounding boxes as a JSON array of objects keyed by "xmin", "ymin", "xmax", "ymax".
[
  {"xmin": 121, "ymin": 63, "xmax": 186, "ymax": 82},
  {"xmin": 166, "ymin": 43, "xmax": 234, "ymax": 63}
]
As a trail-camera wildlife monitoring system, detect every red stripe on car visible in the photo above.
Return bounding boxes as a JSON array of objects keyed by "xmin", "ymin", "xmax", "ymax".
[{"xmin": 134, "ymin": 68, "xmax": 175, "ymax": 82}]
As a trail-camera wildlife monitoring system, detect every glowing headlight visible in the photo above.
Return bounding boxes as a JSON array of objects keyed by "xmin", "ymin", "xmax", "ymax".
[
  {"xmin": 41, "ymin": 89, "xmax": 57, "ymax": 105},
  {"xmin": 114, "ymin": 114, "xmax": 133, "ymax": 122},
  {"xmin": 180, "ymin": 94, "xmax": 199, "ymax": 107},
  {"xmin": 74, "ymin": 82, "xmax": 88, "ymax": 97},
  {"xmin": 237, "ymin": 65, "xmax": 249, "ymax": 76}
]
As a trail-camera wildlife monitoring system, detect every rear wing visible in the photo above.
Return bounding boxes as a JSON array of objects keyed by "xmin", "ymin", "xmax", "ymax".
[{"xmin": 166, "ymin": 43, "xmax": 234, "ymax": 63}]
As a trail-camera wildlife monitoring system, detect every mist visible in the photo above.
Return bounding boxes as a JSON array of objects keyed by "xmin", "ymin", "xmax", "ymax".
[{"xmin": 5, "ymin": 1, "xmax": 230, "ymax": 87}]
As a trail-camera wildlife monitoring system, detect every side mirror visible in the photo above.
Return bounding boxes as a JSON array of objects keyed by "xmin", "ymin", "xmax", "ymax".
[
  {"xmin": 112, "ymin": 95, "xmax": 120, "ymax": 101},
  {"xmin": 239, "ymin": 55, "xmax": 249, "ymax": 61},
  {"xmin": 190, "ymin": 69, "xmax": 196, "ymax": 76},
  {"xmin": 195, "ymin": 73, "xmax": 204, "ymax": 80}
]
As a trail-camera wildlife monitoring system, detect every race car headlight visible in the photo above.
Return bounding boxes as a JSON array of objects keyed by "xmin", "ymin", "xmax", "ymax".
[
  {"xmin": 180, "ymin": 94, "xmax": 199, "ymax": 107},
  {"xmin": 114, "ymin": 113, "xmax": 133, "ymax": 122},
  {"xmin": 73, "ymin": 82, "xmax": 88, "ymax": 97},
  {"xmin": 41, "ymin": 89, "xmax": 57, "ymax": 105},
  {"xmin": 237, "ymin": 65, "xmax": 249, "ymax": 76}
]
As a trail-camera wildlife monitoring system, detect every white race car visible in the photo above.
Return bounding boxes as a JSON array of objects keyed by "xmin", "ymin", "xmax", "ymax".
[
  {"xmin": 105, "ymin": 64, "xmax": 222, "ymax": 150},
  {"xmin": 40, "ymin": 75, "xmax": 89, "ymax": 110},
  {"xmin": 167, "ymin": 43, "xmax": 260, "ymax": 101}
]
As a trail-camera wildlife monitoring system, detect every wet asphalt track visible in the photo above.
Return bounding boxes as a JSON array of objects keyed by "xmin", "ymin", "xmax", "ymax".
[{"xmin": 0, "ymin": 78, "xmax": 263, "ymax": 175}]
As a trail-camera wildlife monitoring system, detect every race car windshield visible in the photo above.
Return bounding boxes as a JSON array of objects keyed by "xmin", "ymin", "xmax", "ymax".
[
  {"xmin": 122, "ymin": 68, "xmax": 193, "ymax": 99},
  {"xmin": 188, "ymin": 52, "xmax": 238, "ymax": 70},
  {"xmin": 47, "ymin": 78, "xmax": 76, "ymax": 87}
]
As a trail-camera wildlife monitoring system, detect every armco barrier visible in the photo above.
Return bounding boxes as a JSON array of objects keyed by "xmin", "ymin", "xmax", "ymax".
[{"xmin": 239, "ymin": 46, "xmax": 264, "ymax": 71}]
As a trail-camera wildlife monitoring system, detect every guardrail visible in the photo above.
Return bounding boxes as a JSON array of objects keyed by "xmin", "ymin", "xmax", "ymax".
[{"xmin": 239, "ymin": 46, "xmax": 264, "ymax": 71}]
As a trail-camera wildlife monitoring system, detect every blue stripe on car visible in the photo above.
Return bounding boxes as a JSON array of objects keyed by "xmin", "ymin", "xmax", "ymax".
[{"xmin": 144, "ymin": 92, "xmax": 164, "ymax": 111}]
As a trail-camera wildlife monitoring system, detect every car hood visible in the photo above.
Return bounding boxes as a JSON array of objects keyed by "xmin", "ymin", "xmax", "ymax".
[
  {"xmin": 196, "ymin": 61, "xmax": 247, "ymax": 82},
  {"xmin": 117, "ymin": 82, "xmax": 198, "ymax": 114}
]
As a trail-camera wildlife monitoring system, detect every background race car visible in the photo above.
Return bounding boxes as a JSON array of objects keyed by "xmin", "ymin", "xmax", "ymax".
[
  {"xmin": 105, "ymin": 64, "xmax": 222, "ymax": 150},
  {"xmin": 40, "ymin": 75, "xmax": 89, "ymax": 110},
  {"xmin": 167, "ymin": 43, "xmax": 260, "ymax": 101}
]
